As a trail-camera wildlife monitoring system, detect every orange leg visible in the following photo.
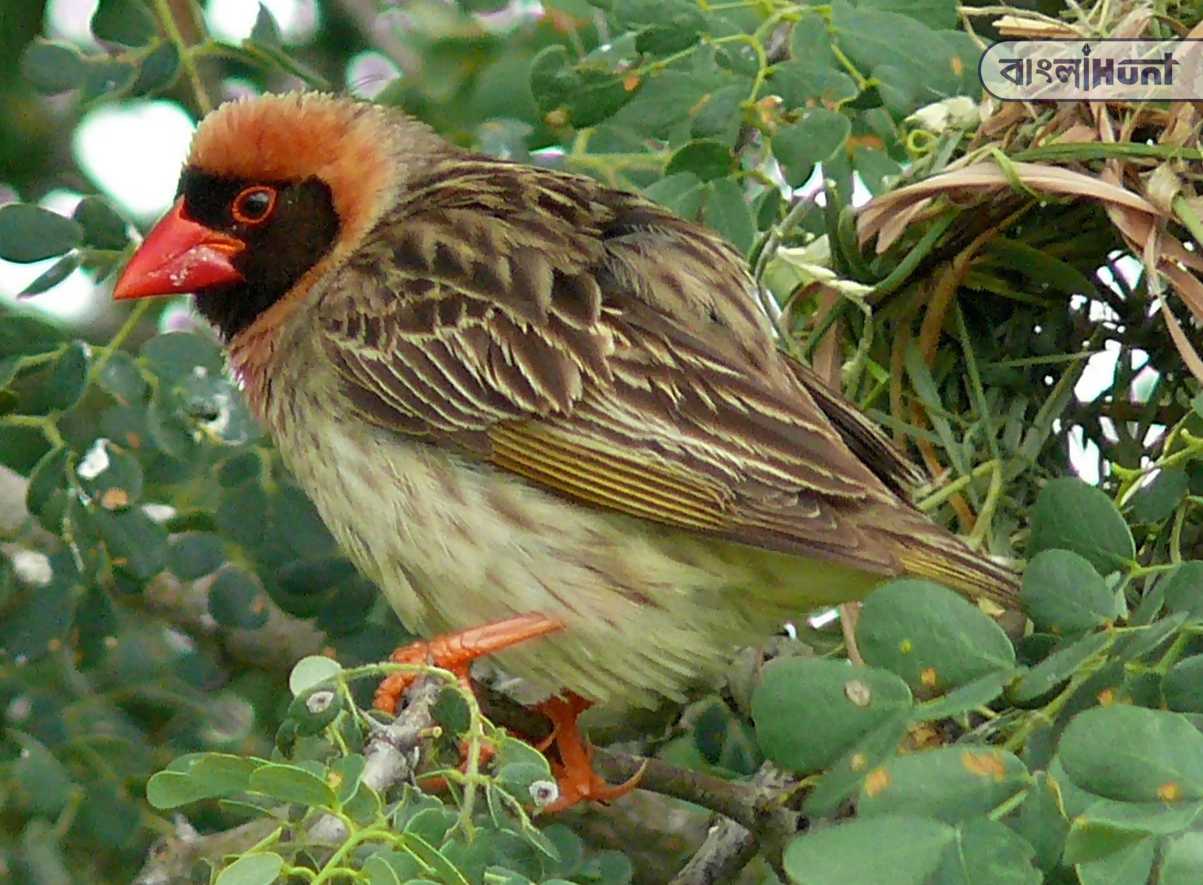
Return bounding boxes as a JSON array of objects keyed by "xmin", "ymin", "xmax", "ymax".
[
  {"xmin": 537, "ymin": 692, "xmax": 646, "ymax": 813},
  {"xmin": 373, "ymin": 613, "xmax": 564, "ymax": 714}
]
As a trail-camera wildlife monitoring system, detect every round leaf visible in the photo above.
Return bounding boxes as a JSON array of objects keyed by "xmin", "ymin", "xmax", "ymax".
[
  {"xmin": 215, "ymin": 853, "xmax": 285, "ymax": 885},
  {"xmin": 1160, "ymin": 562, "xmax": 1203, "ymax": 618},
  {"xmin": 1021, "ymin": 550, "xmax": 1120, "ymax": 634},
  {"xmin": 857, "ymin": 579, "xmax": 1016, "ymax": 694},
  {"xmin": 167, "ymin": 532, "xmax": 226, "ymax": 580},
  {"xmin": 1028, "ymin": 479, "xmax": 1134, "ymax": 575},
  {"xmin": 858, "ymin": 746, "xmax": 1029, "ymax": 823},
  {"xmin": 752, "ymin": 657, "xmax": 912, "ymax": 774},
  {"xmin": 0, "ymin": 204, "xmax": 83, "ymax": 263},
  {"xmin": 73, "ymin": 196, "xmax": 128, "ymax": 250},
  {"xmin": 209, "ymin": 567, "xmax": 270, "ymax": 629},
  {"xmin": 94, "ymin": 508, "xmax": 168, "ymax": 579},
  {"xmin": 1060, "ymin": 706, "xmax": 1203, "ymax": 803},
  {"xmin": 248, "ymin": 763, "xmax": 336, "ymax": 808},
  {"xmin": 20, "ymin": 40, "xmax": 86, "ymax": 94},
  {"xmin": 666, "ymin": 140, "xmax": 734, "ymax": 182},
  {"xmin": 289, "ymin": 654, "xmax": 343, "ymax": 696},
  {"xmin": 704, "ymin": 178, "xmax": 755, "ymax": 254},
  {"xmin": 783, "ymin": 815, "xmax": 955, "ymax": 884},
  {"xmin": 1164, "ymin": 655, "xmax": 1203, "ymax": 714}
]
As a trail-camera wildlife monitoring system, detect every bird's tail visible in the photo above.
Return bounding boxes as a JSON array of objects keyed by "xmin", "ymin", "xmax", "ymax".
[{"xmin": 893, "ymin": 527, "xmax": 1021, "ymax": 609}]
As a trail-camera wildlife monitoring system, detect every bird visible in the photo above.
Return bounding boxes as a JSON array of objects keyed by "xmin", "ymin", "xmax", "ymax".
[{"xmin": 112, "ymin": 91, "xmax": 1019, "ymax": 809}]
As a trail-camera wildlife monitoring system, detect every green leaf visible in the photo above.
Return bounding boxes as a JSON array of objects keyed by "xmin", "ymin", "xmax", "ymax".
[
  {"xmin": 91, "ymin": 0, "xmax": 157, "ymax": 45},
  {"xmin": 145, "ymin": 771, "xmax": 213, "ymax": 809},
  {"xmin": 131, "ymin": 40, "xmax": 181, "ymax": 94},
  {"xmin": 934, "ymin": 818, "xmax": 1039, "ymax": 884},
  {"xmin": 862, "ymin": 0, "xmax": 956, "ymax": 29},
  {"xmin": 248, "ymin": 763, "xmax": 337, "ymax": 809},
  {"xmin": 20, "ymin": 40, "xmax": 87, "ymax": 94},
  {"xmin": 432, "ymin": 686, "xmax": 471, "ymax": 736},
  {"xmin": 33, "ymin": 340, "xmax": 89, "ymax": 413},
  {"xmin": 769, "ymin": 61, "xmax": 859, "ymax": 109},
  {"xmin": 704, "ymin": 178, "xmax": 755, "ymax": 254},
  {"xmin": 25, "ymin": 445, "xmax": 71, "ymax": 528},
  {"xmin": 289, "ymin": 655, "xmax": 343, "ymax": 696},
  {"xmin": 612, "ymin": 0, "xmax": 706, "ymax": 54},
  {"xmin": 752, "ymin": 657, "xmax": 912, "ymax": 774},
  {"xmin": 644, "ymin": 172, "xmax": 705, "ymax": 219},
  {"xmin": 1131, "ymin": 467, "xmax": 1190, "ymax": 523},
  {"xmin": 1060, "ymin": 706, "xmax": 1203, "ymax": 803},
  {"xmin": 166, "ymin": 532, "xmax": 225, "ymax": 580},
  {"xmin": 858, "ymin": 747, "xmax": 1029, "ymax": 823},
  {"xmin": 857, "ymin": 579, "xmax": 1016, "ymax": 694},
  {"xmin": 1021, "ymin": 550, "xmax": 1120, "ymax": 634},
  {"xmin": 209, "ymin": 567, "xmax": 270, "ymax": 629},
  {"xmin": 1165, "ymin": 655, "xmax": 1203, "ymax": 713},
  {"xmin": 1160, "ymin": 562, "xmax": 1203, "ymax": 618},
  {"xmin": 1012, "ymin": 772, "xmax": 1070, "ymax": 872},
  {"xmin": 364, "ymin": 850, "xmax": 426, "ymax": 885},
  {"xmin": 72, "ymin": 196, "xmax": 128, "ymax": 250},
  {"xmin": 94, "ymin": 508, "xmax": 167, "ymax": 579},
  {"xmin": 96, "ymin": 350, "xmax": 147, "ymax": 404},
  {"xmin": 1161, "ymin": 831, "xmax": 1203, "ymax": 885},
  {"xmin": 783, "ymin": 815, "xmax": 955, "ymax": 884},
  {"xmin": 803, "ymin": 711, "xmax": 909, "ymax": 816},
  {"xmin": 0, "ymin": 204, "xmax": 83, "ymax": 263},
  {"xmin": 287, "ymin": 683, "xmax": 342, "ymax": 735},
  {"xmin": 214, "ymin": 853, "xmax": 285, "ymax": 885},
  {"xmin": 772, "ymin": 109, "xmax": 851, "ymax": 186},
  {"xmin": 1074, "ymin": 835, "xmax": 1156, "ymax": 884},
  {"xmin": 1028, "ymin": 478, "xmax": 1135, "ymax": 575},
  {"xmin": 81, "ymin": 57, "xmax": 138, "ymax": 101},
  {"xmin": 78, "ymin": 439, "xmax": 143, "ymax": 510},
  {"xmin": 141, "ymin": 333, "xmax": 225, "ymax": 382},
  {"xmin": 1009, "ymin": 632, "xmax": 1110, "ymax": 704},
  {"xmin": 690, "ymin": 84, "xmax": 745, "ymax": 144},
  {"xmin": 190, "ymin": 754, "xmax": 262, "ymax": 796},
  {"xmin": 528, "ymin": 45, "xmax": 633, "ymax": 128},
  {"xmin": 912, "ymin": 670, "xmax": 1010, "ymax": 720},
  {"xmin": 20, "ymin": 253, "xmax": 81, "ymax": 296},
  {"xmin": 666, "ymin": 140, "xmax": 733, "ymax": 181},
  {"xmin": 12, "ymin": 733, "xmax": 74, "ymax": 817},
  {"xmin": 251, "ymin": 4, "xmax": 284, "ymax": 46}
]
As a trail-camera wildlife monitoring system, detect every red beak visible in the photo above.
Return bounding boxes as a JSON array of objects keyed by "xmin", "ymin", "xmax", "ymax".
[{"xmin": 113, "ymin": 198, "xmax": 246, "ymax": 300}]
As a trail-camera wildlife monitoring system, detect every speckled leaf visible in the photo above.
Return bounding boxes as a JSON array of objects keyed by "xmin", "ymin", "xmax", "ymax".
[
  {"xmin": 753, "ymin": 657, "xmax": 912, "ymax": 774},
  {"xmin": 858, "ymin": 746, "xmax": 1029, "ymax": 823},
  {"xmin": 209, "ymin": 567, "xmax": 269, "ymax": 630},
  {"xmin": 77, "ymin": 440, "xmax": 142, "ymax": 510},
  {"xmin": 857, "ymin": 579, "xmax": 1016, "ymax": 695},
  {"xmin": 1060, "ymin": 706, "xmax": 1203, "ymax": 803},
  {"xmin": 94, "ymin": 508, "xmax": 167, "ymax": 579}
]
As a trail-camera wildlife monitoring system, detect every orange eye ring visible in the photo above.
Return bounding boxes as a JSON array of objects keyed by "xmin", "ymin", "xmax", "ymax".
[{"xmin": 231, "ymin": 185, "xmax": 277, "ymax": 225}]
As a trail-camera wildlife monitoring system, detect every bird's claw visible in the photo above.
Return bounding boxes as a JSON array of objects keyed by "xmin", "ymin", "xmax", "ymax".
[{"xmin": 373, "ymin": 612, "xmax": 564, "ymax": 714}]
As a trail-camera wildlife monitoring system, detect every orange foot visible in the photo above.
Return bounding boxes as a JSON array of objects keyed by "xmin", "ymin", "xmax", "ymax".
[
  {"xmin": 373, "ymin": 613, "xmax": 564, "ymax": 714},
  {"xmin": 537, "ymin": 693, "xmax": 646, "ymax": 813}
]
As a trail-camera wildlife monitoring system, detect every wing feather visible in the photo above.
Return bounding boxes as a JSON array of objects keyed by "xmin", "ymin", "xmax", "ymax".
[{"xmin": 317, "ymin": 160, "xmax": 1008, "ymax": 594}]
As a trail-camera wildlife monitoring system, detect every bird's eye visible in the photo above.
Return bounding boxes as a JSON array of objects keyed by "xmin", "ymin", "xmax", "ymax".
[{"xmin": 231, "ymin": 186, "xmax": 277, "ymax": 225}]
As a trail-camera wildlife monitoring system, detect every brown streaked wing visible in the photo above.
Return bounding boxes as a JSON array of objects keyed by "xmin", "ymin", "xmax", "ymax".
[{"xmin": 318, "ymin": 160, "xmax": 909, "ymax": 572}]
